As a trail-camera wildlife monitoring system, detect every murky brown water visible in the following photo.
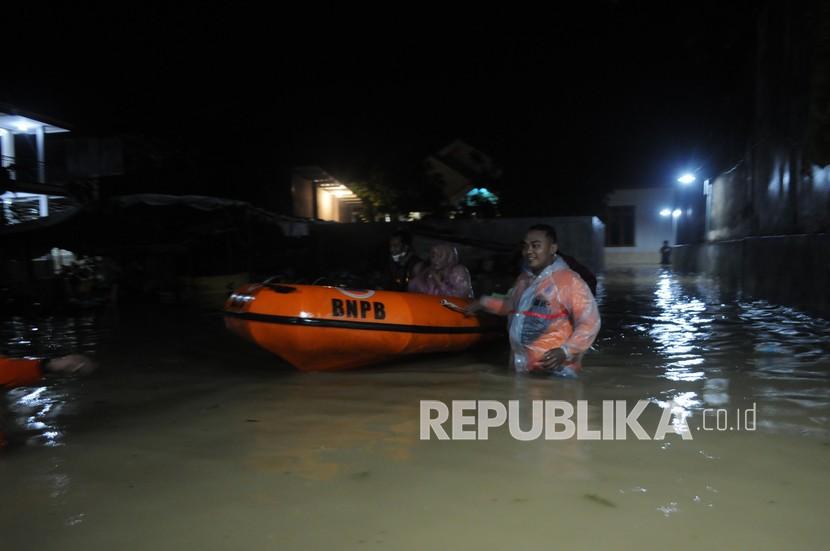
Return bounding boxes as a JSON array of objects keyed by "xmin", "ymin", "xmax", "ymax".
[{"xmin": 2, "ymin": 267, "xmax": 829, "ymax": 550}]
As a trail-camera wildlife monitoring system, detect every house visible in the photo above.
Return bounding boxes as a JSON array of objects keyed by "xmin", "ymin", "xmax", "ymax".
[
  {"xmin": 424, "ymin": 139, "xmax": 502, "ymax": 204},
  {"xmin": 0, "ymin": 107, "xmax": 73, "ymax": 226},
  {"xmin": 291, "ymin": 166, "xmax": 364, "ymax": 222},
  {"xmin": 604, "ymin": 186, "xmax": 676, "ymax": 265}
]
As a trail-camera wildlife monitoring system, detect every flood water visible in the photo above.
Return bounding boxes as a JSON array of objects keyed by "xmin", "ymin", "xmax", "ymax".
[{"xmin": 2, "ymin": 267, "xmax": 829, "ymax": 550}]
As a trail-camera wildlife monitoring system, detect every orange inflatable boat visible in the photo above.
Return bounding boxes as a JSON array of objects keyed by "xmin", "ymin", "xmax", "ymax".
[{"xmin": 223, "ymin": 283, "xmax": 497, "ymax": 371}]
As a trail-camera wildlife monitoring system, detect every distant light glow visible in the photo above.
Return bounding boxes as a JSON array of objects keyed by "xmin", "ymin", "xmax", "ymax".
[
  {"xmin": 466, "ymin": 187, "xmax": 498, "ymax": 205},
  {"xmin": 677, "ymin": 173, "xmax": 696, "ymax": 185},
  {"xmin": 659, "ymin": 208, "xmax": 672, "ymax": 217},
  {"xmin": 319, "ymin": 183, "xmax": 357, "ymax": 199},
  {"xmin": 672, "ymin": 209, "xmax": 682, "ymax": 218},
  {"xmin": 13, "ymin": 120, "xmax": 34, "ymax": 132}
]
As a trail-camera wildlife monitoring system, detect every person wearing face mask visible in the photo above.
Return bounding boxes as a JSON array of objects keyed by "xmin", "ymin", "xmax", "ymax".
[
  {"xmin": 465, "ymin": 224, "xmax": 600, "ymax": 378},
  {"xmin": 385, "ymin": 230, "xmax": 424, "ymax": 291},
  {"xmin": 407, "ymin": 243, "xmax": 474, "ymax": 299}
]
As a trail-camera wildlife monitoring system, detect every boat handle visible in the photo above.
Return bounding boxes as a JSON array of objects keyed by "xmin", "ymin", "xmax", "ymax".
[{"xmin": 440, "ymin": 299, "xmax": 467, "ymax": 314}]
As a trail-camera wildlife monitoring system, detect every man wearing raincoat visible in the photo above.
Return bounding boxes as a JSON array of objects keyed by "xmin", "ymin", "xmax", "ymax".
[{"xmin": 467, "ymin": 225, "xmax": 600, "ymax": 377}]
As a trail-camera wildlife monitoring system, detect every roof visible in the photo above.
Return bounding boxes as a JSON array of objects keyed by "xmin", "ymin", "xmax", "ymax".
[{"xmin": 0, "ymin": 104, "xmax": 71, "ymax": 134}]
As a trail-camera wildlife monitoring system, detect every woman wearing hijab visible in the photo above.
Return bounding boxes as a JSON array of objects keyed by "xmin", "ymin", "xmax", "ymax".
[{"xmin": 407, "ymin": 243, "xmax": 473, "ymax": 299}]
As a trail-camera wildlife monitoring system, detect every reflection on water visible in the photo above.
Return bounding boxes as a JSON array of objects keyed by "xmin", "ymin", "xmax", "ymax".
[
  {"xmin": 652, "ymin": 269, "xmax": 708, "ymax": 381},
  {"xmin": 598, "ymin": 267, "xmax": 830, "ymax": 436},
  {"xmin": 2, "ymin": 314, "xmax": 105, "ymax": 358},
  {"xmin": 1, "ymin": 268, "xmax": 829, "ymax": 549},
  {"xmin": 7, "ymin": 385, "xmax": 65, "ymax": 447}
]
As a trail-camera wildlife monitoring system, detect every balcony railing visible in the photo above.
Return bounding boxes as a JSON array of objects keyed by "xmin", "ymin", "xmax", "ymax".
[
  {"xmin": 0, "ymin": 155, "xmax": 72, "ymax": 186},
  {"xmin": 0, "ymin": 193, "xmax": 78, "ymax": 227}
]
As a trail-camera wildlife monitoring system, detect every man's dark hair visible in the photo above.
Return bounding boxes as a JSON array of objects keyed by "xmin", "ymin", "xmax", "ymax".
[
  {"xmin": 391, "ymin": 229, "xmax": 413, "ymax": 246},
  {"xmin": 527, "ymin": 224, "xmax": 558, "ymax": 243}
]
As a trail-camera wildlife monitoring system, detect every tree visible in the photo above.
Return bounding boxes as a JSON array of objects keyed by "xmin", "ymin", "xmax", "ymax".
[{"xmin": 348, "ymin": 166, "xmax": 400, "ymax": 221}]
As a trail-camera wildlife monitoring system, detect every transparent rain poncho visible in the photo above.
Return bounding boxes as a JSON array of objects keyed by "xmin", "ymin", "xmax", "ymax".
[{"xmin": 481, "ymin": 256, "xmax": 600, "ymax": 373}]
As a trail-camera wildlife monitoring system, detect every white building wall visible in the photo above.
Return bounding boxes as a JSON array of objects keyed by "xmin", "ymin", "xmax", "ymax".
[
  {"xmin": 316, "ymin": 186, "xmax": 337, "ymax": 221},
  {"xmin": 605, "ymin": 188, "xmax": 675, "ymax": 264}
]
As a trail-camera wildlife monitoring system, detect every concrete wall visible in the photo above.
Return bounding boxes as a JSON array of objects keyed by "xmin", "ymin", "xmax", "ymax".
[
  {"xmin": 673, "ymin": 233, "xmax": 830, "ymax": 316},
  {"xmin": 605, "ymin": 187, "xmax": 675, "ymax": 265},
  {"xmin": 701, "ymin": 2, "xmax": 830, "ymax": 241},
  {"xmin": 416, "ymin": 216, "xmax": 605, "ymax": 272},
  {"xmin": 706, "ymin": 151, "xmax": 830, "ymax": 241},
  {"xmin": 311, "ymin": 216, "xmax": 605, "ymax": 281},
  {"xmin": 673, "ymin": 4, "xmax": 830, "ymax": 315},
  {"xmin": 291, "ymin": 174, "xmax": 314, "ymax": 219},
  {"xmin": 706, "ymin": 167, "xmax": 753, "ymax": 241},
  {"xmin": 315, "ymin": 185, "xmax": 337, "ymax": 221}
]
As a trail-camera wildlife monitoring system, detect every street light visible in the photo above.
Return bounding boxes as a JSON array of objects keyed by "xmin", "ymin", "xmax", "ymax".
[
  {"xmin": 677, "ymin": 173, "xmax": 696, "ymax": 185},
  {"xmin": 659, "ymin": 208, "xmax": 672, "ymax": 217}
]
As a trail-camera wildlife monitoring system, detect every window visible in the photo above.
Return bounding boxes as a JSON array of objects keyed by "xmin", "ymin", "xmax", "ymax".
[{"xmin": 606, "ymin": 205, "xmax": 635, "ymax": 246}]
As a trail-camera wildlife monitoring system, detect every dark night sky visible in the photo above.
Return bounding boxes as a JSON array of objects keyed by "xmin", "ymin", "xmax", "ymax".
[{"xmin": 4, "ymin": 2, "xmax": 757, "ymax": 215}]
